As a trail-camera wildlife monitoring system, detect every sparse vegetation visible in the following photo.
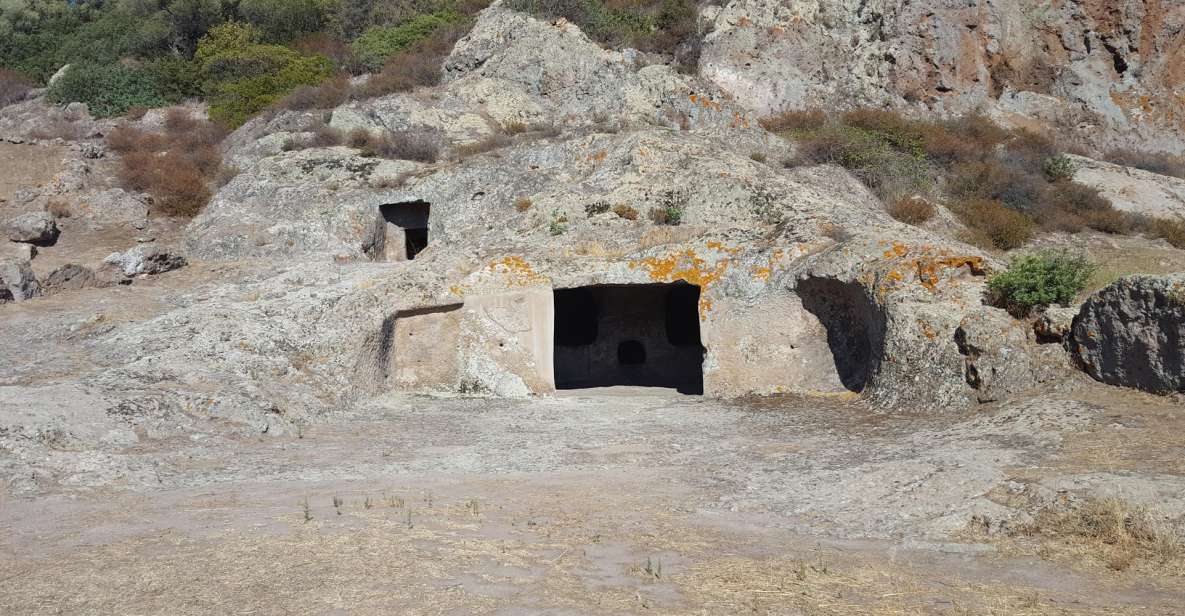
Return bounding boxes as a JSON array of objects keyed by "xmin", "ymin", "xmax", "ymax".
[
  {"xmin": 765, "ymin": 108, "xmax": 1185, "ymax": 250},
  {"xmin": 515, "ymin": 197, "xmax": 534, "ymax": 212},
  {"xmin": 987, "ymin": 250, "xmax": 1096, "ymax": 314},
  {"xmin": 549, "ymin": 209, "xmax": 569, "ymax": 235},
  {"xmin": 584, "ymin": 200, "xmax": 610, "ymax": 216},
  {"xmin": 1022, "ymin": 496, "xmax": 1182, "ymax": 572},
  {"xmin": 350, "ymin": 127, "xmax": 441, "ymax": 162}
]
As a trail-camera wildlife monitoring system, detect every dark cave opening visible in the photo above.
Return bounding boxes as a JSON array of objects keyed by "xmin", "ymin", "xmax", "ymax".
[{"xmin": 553, "ymin": 282, "xmax": 704, "ymax": 394}]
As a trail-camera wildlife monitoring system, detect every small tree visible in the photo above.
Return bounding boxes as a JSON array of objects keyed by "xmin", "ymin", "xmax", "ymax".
[{"xmin": 987, "ymin": 251, "xmax": 1096, "ymax": 315}]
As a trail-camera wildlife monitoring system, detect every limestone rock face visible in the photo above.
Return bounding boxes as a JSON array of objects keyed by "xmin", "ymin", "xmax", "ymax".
[
  {"xmin": 700, "ymin": 0, "xmax": 1185, "ymax": 153},
  {"xmin": 4, "ymin": 211, "xmax": 58, "ymax": 244},
  {"xmin": 0, "ymin": 258, "xmax": 39, "ymax": 302},
  {"xmin": 1071, "ymin": 274, "xmax": 1185, "ymax": 394}
]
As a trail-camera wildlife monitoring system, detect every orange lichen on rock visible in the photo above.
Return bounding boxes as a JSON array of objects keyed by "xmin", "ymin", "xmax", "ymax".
[
  {"xmin": 588, "ymin": 150, "xmax": 607, "ymax": 163},
  {"xmin": 914, "ymin": 255, "xmax": 986, "ymax": 291},
  {"xmin": 488, "ymin": 256, "xmax": 549, "ymax": 287},
  {"xmin": 629, "ymin": 247, "xmax": 733, "ymax": 319}
]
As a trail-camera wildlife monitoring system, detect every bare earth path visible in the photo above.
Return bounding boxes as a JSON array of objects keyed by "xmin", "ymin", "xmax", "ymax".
[{"xmin": 2, "ymin": 386, "xmax": 1183, "ymax": 615}]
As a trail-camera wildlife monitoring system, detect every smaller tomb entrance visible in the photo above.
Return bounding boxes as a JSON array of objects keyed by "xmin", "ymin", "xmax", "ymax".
[
  {"xmin": 553, "ymin": 282, "xmax": 704, "ymax": 394},
  {"xmin": 379, "ymin": 201, "xmax": 430, "ymax": 261}
]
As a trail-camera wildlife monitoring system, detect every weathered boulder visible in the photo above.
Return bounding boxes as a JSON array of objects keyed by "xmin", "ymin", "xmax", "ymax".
[
  {"xmin": 1071, "ymin": 274, "xmax": 1185, "ymax": 394},
  {"xmin": 4, "ymin": 211, "xmax": 58, "ymax": 244},
  {"xmin": 0, "ymin": 258, "xmax": 40, "ymax": 302},
  {"xmin": 41, "ymin": 263, "xmax": 95, "ymax": 294},
  {"xmin": 99, "ymin": 244, "xmax": 186, "ymax": 280},
  {"xmin": 67, "ymin": 188, "xmax": 150, "ymax": 229},
  {"xmin": 954, "ymin": 306, "xmax": 1069, "ymax": 403}
]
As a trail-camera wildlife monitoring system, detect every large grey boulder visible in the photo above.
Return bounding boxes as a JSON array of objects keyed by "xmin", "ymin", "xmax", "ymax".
[
  {"xmin": 4, "ymin": 211, "xmax": 58, "ymax": 244},
  {"xmin": 0, "ymin": 258, "xmax": 40, "ymax": 302},
  {"xmin": 41, "ymin": 263, "xmax": 95, "ymax": 294},
  {"xmin": 1071, "ymin": 275, "xmax": 1185, "ymax": 394}
]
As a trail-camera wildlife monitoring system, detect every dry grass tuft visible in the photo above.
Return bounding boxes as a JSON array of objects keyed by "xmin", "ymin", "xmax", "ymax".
[
  {"xmin": 1023, "ymin": 496, "xmax": 1183, "ymax": 573},
  {"xmin": 758, "ymin": 108, "xmax": 826, "ymax": 133},
  {"xmin": 514, "ymin": 197, "xmax": 533, "ymax": 212}
]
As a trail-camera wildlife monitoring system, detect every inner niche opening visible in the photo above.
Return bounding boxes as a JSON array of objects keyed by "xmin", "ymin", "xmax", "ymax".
[
  {"xmin": 797, "ymin": 277, "xmax": 887, "ymax": 393},
  {"xmin": 553, "ymin": 282, "xmax": 704, "ymax": 394},
  {"xmin": 379, "ymin": 200, "xmax": 430, "ymax": 261}
]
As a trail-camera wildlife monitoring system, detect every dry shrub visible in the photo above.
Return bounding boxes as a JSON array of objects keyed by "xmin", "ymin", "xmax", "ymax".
[
  {"xmin": 612, "ymin": 203, "xmax": 639, "ymax": 220},
  {"xmin": 0, "ymin": 68, "xmax": 33, "ymax": 108},
  {"xmin": 291, "ymin": 34, "xmax": 360, "ymax": 73},
  {"xmin": 312, "ymin": 123, "xmax": 343, "ymax": 147},
  {"xmin": 887, "ymin": 196, "xmax": 935, "ymax": 225},
  {"xmin": 514, "ymin": 197, "xmax": 533, "ymax": 212},
  {"xmin": 1105, "ymin": 148, "xmax": 1185, "ymax": 179},
  {"xmin": 501, "ymin": 121, "xmax": 528, "ymax": 136},
  {"xmin": 349, "ymin": 128, "xmax": 440, "ymax": 162},
  {"xmin": 125, "ymin": 106, "xmax": 149, "ymax": 120},
  {"xmin": 279, "ymin": 74, "xmax": 351, "ymax": 111},
  {"xmin": 105, "ymin": 115, "xmax": 229, "ymax": 218},
  {"xmin": 953, "ymin": 198, "xmax": 1035, "ymax": 250},
  {"xmin": 758, "ymin": 108, "xmax": 826, "ymax": 133},
  {"xmin": 1128, "ymin": 214, "xmax": 1185, "ymax": 249},
  {"xmin": 1023, "ymin": 497, "xmax": 1182, "ymax": 572},
  {"xmin": 749, "ymin": 152, "xmax": 767, "ymax": 163}
]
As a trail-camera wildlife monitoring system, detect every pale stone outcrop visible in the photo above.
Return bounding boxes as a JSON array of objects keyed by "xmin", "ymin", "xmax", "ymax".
[
  {"xmin": 700, "ymin": 0, "xmax": 1185, "ymax": 153},
  {"xmin": 4, "ymin": 211, "xmax": 58, "ymax": 244},
  {"xmin": 1069, "ymin": 155, "xmax": 1185, "ymax": 222}
]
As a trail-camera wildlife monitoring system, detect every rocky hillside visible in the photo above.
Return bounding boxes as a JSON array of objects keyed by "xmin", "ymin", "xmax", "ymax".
[{"xmin": 702, "ymin": 0, "xmax": 1185, "ymax": 153}]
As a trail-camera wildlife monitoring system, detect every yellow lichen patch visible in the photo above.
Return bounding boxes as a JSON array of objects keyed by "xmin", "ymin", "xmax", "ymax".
[
  {"xmin": 487, "ymin": 256, "xmax": 550, "ymax": 288},
  {"xmin": 629, "ymin": 248, "xmax": 732, "ymax": 319},
  {"xmin": 588, "ymin": 150, "xmax": 607, "ymax": 163},
  {"xmin": 917, "ymin": 320, "xmax": 938, "ymax": 340},
  {"xmin": 730, "ymin": 111, "xmax": 750, "ymax": 129},
  {"xmin": 750, "ymin": 248, "xmax": 786, "ymax": 281}
]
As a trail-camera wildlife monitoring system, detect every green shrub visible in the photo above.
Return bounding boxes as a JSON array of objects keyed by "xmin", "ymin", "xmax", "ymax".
[
  {"xmin": 352, "ymin": 10, "xmax": 461, "ymax": 71},
  {"xmin": 1043, "ymin": 154, "xmax": 1076, "ymax": 182},
  {"xmin": 953, "ymin": 198, "xmax": 1035, "ymax": 250},
  {"xmin": 794, "ymin": 123, "xmax": 934, "ymax": 200},
  {"xmin": 197, "ymin": 22, "xmax": 333, "ymax": 127},
  {"xmin": 46, "ymin": 63, "xmax": 168, "ymax": 118},
  {"xmin": 239, "ymin": 0, "xmax": 329, "ymax": 42},
  {"xmin": 144, "ymin": 56, "xmax": 203, "ymax": 103},
  {"xmin": 987, "ymin": 251, "xmax": 1096, "ymax": 313}
]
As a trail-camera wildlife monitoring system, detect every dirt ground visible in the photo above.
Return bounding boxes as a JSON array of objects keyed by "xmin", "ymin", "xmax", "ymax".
[{"xmin": 2, "ymin": 383, "xmax": 1183, "ymax": 615}]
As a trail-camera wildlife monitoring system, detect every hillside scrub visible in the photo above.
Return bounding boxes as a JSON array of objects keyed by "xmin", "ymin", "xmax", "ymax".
[
  {"xmin": 0, "ymin": 0, "xmax": 488, "ymax": 126},
  {"xmin": 766, "ymin": 108, "xmax": 1184, "ymax": 251},
  {"xmin": 106, "ymin": 110, "xmax": 229, "ymax": 218}
]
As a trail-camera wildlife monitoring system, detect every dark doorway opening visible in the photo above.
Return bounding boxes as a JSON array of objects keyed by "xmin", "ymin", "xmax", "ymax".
[
  {"xmin": 797, "ymin": 277, "xmax": 886, "ymax": 392},
  {"xmin": 379, "ymin": 200, "xmax": 430, "ymax": 261},
  {"xmin": 553, "ymin": 282, "xmax": 704, "ymax": 394}
]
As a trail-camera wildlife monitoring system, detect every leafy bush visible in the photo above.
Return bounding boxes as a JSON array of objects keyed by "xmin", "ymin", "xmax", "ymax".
[
  {"xmin": 887, "ymin": 196, "xmax": 935, "ymax": 225},
  {"xmin": 353, "ymin": 10, "xmax": 461, "ymax": 71},
  {"xmin": 355, "ymin": 19, "xmax": 469, "ymax": 97},
  {"xmin": 46, "ymin": 63, "xmax": 169, "ymax": 118},
  {"xmin": 143, "ymin": 57, "xmax": 203, "ymax": 103},
  {"xmin": 987, "ymin": 251, "xmax": 1096, "ymax": 313},
  {"xmin": 197, "ymin": 22, "xmax": 333, "ymax": 127},
  {"xmin": 239, "ymin": 0, "xmax": 329, "ymax": 42},
  {"xmin": 0, "ymin": 68, "xmax": 33, "ymax": 107}
]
